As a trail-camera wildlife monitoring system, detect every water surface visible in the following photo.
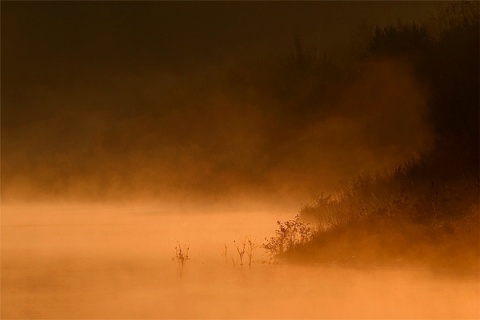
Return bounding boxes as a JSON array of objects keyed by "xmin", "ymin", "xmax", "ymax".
[{"xmin": 2, "ymin": 205, "xmax": 478, "ymax": 318}]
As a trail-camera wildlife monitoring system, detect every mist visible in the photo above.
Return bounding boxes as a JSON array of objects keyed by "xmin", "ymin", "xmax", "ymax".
[
  {"xmin": 2, "ymin": 1, "xmax": 439, "ymax": 206},
  {"xmin": 2, "ymin": 2, "xmax": 479, "ymax": 319},
  {"xmin": 2, "ymin": 5, "xmax": 434, "ymax": 206},
  {"xmin": 3, "ymin": 205, "xmax": 479, "ymax": 318}
]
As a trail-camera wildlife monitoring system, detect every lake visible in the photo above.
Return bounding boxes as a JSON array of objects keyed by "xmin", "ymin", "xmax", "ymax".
[{"xmin": 2, "ymin": 204, "xmax": 479, "ymax": 318}]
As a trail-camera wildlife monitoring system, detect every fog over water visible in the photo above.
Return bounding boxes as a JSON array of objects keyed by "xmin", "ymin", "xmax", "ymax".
[
  {"xmin": 2, "ymin": 205, "xmax": 479, "ymax": 319},
  {"xmin": 2, "ymin": 2, "xmax": 479, "ymax": 318}
]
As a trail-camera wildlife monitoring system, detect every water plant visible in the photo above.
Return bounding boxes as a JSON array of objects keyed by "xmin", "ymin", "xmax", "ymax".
[
  {"xmin": 230, "ymin": 237, "xmax": 258, "ymax": 267},
  {"xmin": 233, "ymin": 240, "xmax": 246, "ymax": 266},
  {"xmin": 263, "ymin": 215, "xmax": 313, "ymax": 262},
  {"xmin": 173, "ymin": 241, "xmax": 189, "ymax": 267},
  {"xmin": 222, "ymin": 243, "xmax": 228, "ymax": 264},
  {"xmin": 245, "ymin": 237, "xmax": 257, "ymax": 266}
]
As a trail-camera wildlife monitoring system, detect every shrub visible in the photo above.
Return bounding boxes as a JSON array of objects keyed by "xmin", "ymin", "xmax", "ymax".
[{"xmin": 263, "ymin": 215, "xmax": 313, "ymax": 262}]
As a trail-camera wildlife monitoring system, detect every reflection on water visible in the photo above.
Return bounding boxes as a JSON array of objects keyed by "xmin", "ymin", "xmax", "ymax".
[{"xmin": 2, "ymin": 205, "xmax": 479, "ymax": 318}]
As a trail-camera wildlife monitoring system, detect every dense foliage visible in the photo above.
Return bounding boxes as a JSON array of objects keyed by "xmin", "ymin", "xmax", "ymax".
[{"xmin": 267, "ymin": 2, "xmax": 479, "ymax": 271}]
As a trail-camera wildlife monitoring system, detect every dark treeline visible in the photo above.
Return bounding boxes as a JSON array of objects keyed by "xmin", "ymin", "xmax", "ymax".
[
  {"xmin": 279, "ymin": 2, "xmax": 479, "ymax": 271},
  {"xmin": 368, "ymin": 2, "xmax": 479, "ymax": 179},
  {"xmin": 1, "ymin": 2, "xmax": 477, "ymax": 212},
  {"xmin": 2, "ymin": 4, "xmax": 437, "ymax": 204}
]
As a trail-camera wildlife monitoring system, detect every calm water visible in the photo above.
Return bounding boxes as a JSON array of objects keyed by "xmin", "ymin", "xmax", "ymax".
[{"xmin": 2, "ymin": 204, "xmax": 479, "ymax": 318}]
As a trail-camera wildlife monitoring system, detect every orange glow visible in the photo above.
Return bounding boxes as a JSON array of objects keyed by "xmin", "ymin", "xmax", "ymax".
[{"xmin": 2, "ymin": 204, "xmax": 479, "ymax": 318}]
